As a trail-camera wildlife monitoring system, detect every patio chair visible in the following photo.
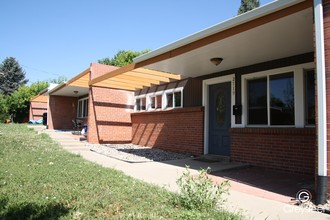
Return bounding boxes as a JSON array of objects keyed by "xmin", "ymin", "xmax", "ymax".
[{"xmin": 72, "ymin": 119, "xmax": 83, "ymax": 135}]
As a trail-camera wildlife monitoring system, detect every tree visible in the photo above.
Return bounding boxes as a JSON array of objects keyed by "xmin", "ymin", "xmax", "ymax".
[
  {"xmin": 238, "ymin": 0, "xmax": 260, "ymax": 15},
  {"xmin": 0, "ymin": 57, "xmax": 28, "ymax": 95},
  {"xmin": 98, "ymin": 49, "xmax": 151, "ymax": 67},
  {"xmin": 48, "ymin": 75, "xmax": 67, "ymax": 84},
  {"xmin": 0, "ymin": 81, "xmax": 48, "ymax": 123}
]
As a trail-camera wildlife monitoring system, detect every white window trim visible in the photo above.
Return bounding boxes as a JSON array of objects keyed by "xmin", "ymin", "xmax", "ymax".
[
  {"xmin": 77, "ymin": 97, "xmax": 89, "ymax": 118},
  {"xmin": 202, "ymin": 74, "xmax": 236, "ymax": 155},
  {"xmin": 147, "ymin": 91, "xmax": 163, "ymax": 111},
  {"xmin": 134, "ymin": 95, "xmax": 147, "ymax": 112},
  {"xmin": 134, "ymin": 88, "xmax": 184, "ymax": 112},
  {"xmin": 241, "ymin": 62, "xmax": 314, "ymax": 128},
  {"xmin": 164, "ymin": 87, "xmax": 183, "ymax": 110}
]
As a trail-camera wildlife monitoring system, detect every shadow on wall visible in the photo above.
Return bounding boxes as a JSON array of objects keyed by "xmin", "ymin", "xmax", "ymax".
[
  {"xmin": 131, "ymin": 107, "xmax": 205, "ymax": 156},
  {"xmin": 89, "ymin": 88, "xmax": 134, "ymax": 144},
  {"xmin": 49, "ymin": 96, "xmax": 78, "ymax": 130}
]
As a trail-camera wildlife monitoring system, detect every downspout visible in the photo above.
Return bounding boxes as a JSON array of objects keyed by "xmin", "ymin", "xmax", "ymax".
[{"xmin": 314, "ymin": 0, "xmax": 328, "ymax": 204}]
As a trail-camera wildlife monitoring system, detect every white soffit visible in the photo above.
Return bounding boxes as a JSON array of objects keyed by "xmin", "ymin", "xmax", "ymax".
[
  {"xmin": 49, "ymin": 84, "xmax": 89, "ymax": 97},
  {"xmin": 133, "ymin": 0, "xmax": 305, "ymax": 64},
  {"xmin": 143, "ymin": 7, "xmax": 313, "ymax": 78}
]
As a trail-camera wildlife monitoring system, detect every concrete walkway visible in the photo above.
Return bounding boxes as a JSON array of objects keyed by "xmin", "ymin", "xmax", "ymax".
[{"xmin": 29, "ymin": 125, "xmax": 328, "ymax": 220}]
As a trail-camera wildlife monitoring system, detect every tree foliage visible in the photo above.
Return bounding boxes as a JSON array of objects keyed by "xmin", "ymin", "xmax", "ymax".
[
  {"xmin": 0, "ymin": 81, "xmax": 49, "ymax": 123},
  {"xmin": 238, "ymin": 0, "xmax": 260, "ymax": 15},
  {"xmin": 48, "ymin": 75, "xmax": 67, "ymax": 84},
  {"xmin": 98, "ymin": 49, "xmax": 151, "ymax": 67},
  {"xmin": 0, "ymin": 57, "xmax": 28, "ymax": 95}
]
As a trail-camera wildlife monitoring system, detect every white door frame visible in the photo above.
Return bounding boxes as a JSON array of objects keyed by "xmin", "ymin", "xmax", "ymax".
[{"xmin": 202, "ymin": 74, "xmax": 235, "ymax": 155}]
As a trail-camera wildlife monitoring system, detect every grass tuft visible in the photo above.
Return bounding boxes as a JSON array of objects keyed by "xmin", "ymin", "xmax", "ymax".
[{"xmin": 0, "ymin": 124, "xmax": 243, "ymax": 219}]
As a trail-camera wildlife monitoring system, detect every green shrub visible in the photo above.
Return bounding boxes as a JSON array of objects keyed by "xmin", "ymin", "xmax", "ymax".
[{"xmin": 174, "ymin": 166, "xmax": 230, "ymax": 211}]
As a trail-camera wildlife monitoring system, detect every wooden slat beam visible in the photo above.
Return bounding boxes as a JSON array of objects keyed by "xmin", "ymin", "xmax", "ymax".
[
  {"xmin": 31, "ymin": 95, "xmax": 48, "ymax": 103},
  {"xmin": 94, "ymin": 82, "xmax": 136, "ymax": 91},
  {"xmin": 69, "ymin": 82, "xmax": 89, "ymax": 88},
  {"xmin": 124, "ymin": 71, "xmax": 170, "ymax": 82},
  {"xmin": 67, "ymin": 68, "xmax": 90, "ymax": 85},
  {"xmin": 109, "ymin": 77, "xmax": 152, "ymax": 87},
  {"xmin": 134, "ymin": 68, "xmax": 181, "ymax": 80},
  {"xmin": 115, "ymin": 74, "xmax": 161, "ymax": 85},
  {"xmin": 94, "ymin": 80, "xmax": 143, "ymax": 89}
]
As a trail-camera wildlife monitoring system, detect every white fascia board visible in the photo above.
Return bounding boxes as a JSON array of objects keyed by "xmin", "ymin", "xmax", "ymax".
[
  {"xmin": 48, "ymin": 83, "xmax": 59, "ymax": 91},
  {"xmin": 47, "ymin": 82, "xmax": 67, "ymax": 95},
  {"xmin": 39, "ymin": 83, "xmax": 59, "ymax": 96},
  {"xmin": 133, "ymin": 0, "xmax": 305, "ymax": 63}
]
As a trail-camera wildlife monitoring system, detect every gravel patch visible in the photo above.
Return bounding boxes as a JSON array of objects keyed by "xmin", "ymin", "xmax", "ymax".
[
  {"xmin": 88, "ymin": 143, "xmax": 191, "ymax": 163},
  {"xmin": 298, "ymin": 200, "xmax": 330, "ymax": 215}
]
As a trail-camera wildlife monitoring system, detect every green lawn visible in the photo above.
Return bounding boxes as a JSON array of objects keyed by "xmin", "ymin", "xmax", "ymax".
[{"xmin": 0, "ymin": 124, "xmax": 242, "ymax": 219}]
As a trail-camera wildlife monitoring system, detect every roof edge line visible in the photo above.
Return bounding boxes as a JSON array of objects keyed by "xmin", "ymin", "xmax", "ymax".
[{"xmin": 133, "ymin": 0, "xmax": 305, "ymax": 63}]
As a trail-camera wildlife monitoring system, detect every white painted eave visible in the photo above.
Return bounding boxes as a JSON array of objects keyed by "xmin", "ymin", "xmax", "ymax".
[
  {"xmin": 133, "ymin": 0, "xmax": 305, "ymax": 63},
  {"xmin": 48, "ymin": 82, "xmax": 67, "ymax": 95}
]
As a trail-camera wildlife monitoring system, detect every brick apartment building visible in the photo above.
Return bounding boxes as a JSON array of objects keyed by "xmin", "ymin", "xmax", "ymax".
[
  {"xmin": 40, "ymin": 0, "xmax": 330, "ymax": 204},
  {"xmin": 89, "ymin": 0, "xmax": 329, "ymax": 203},
  {"xmin": 29, "ymin": 83, "xmax": 58, "ymax": 122},
  {"xmin": 47, "ymin": 63, "xmax": 134, "ymax": 144}
]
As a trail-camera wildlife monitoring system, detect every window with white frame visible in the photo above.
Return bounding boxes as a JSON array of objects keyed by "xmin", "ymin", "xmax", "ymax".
[
  {"xmin": 134, "ymin": 88, "xmax": 183, "ymax": 112},
  {"xmin": 149, "ymin": 94, "xmax": 162, "ymax": 110},
  {"xmin": 77, "ymin": 97, "xmax": 88, "ymax": 118},
  {"xmin": 135, "ymin": 97, "xmax": 146, "ymax": 111},
  {"xmin": 243, "ymin": 63, "xmax": 315, "ymax": 127},
  {"xmin": 247, "ymin": 72, "xmax": 294, "ymax": 126},
  {"xmin": 165, "ymin": 90, "xmax": 183, "ymax": 109}
]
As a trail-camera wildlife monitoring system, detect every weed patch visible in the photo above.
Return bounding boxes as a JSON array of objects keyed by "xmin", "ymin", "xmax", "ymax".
[{"xmin": 174, "ymin": 166, "xmax": 230, "ymax": 211}]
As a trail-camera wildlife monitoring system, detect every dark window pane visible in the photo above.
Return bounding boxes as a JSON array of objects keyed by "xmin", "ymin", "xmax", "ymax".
[
  {"xmin": 78, "ymin": 101, "xmax": 83, "ymax": 118},
  {"xmin": 248, "ymin": 78, "xmax": 267, "ymax": 125},
  {"xmin": 83, "ymin": 99, "xmax": 88, "ymax": 117},
  {"xmin": 141, "ymin": 97, "xmax": 146, "ymax": 111},
  {"xmin": 305, "ymin": 70, "xmax": 315, "ymax": 125},
  {"xmin": 270, "ymin": 73, "xmax": 294, "ymax": 125},
  {"xmin": 174, "ymin": 92, "xmax": 182, "ymax": 107},
  {"xmin": 156, "ymin": 95, "xmax": 162, "ymax": 109},
  {"xmin": 150, "ymin": 96, "xmax": 156, "ymax": 109},
  {"xmin": 136, "ymin": 99, "xmax": 141, "ymax": 111},
  {"xmin": 166, "ymin": 93, "xmax": 173, "ymax": 108},
  {"xmin": 216, "ymin": 92, "xmax": 226, "ymax": 125}
]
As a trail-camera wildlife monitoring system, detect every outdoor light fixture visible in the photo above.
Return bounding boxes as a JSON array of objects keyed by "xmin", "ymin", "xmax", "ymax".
[
  {"xmin": 210, "ymin": 57, "xmax": 223, "ymax": 66},
  {"xmin": 73, "ymin": 91, "xmax": 78, "ymax": 94}
]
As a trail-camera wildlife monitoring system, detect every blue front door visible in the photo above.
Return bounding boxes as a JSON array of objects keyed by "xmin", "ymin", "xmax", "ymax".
[{"xmin": 208, "ymin": 82, "xmax": 231, "ymax": 156}]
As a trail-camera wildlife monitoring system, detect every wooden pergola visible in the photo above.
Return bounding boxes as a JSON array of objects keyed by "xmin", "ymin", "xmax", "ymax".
[
  {"xmin": 67, "ymin": 68, "xmax": 90, "ymax": 88},
  {"xmin": 30, "ymin": 94, "xmax": 48, "ymax": 103},
  {"xmin": 89, "ymin": 63, "xmax": 181, "ymax": 91}
]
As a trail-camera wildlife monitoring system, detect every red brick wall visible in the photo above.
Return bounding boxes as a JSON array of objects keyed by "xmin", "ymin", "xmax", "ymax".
[
  {"xmin": 87, "ymin": 87, "xmax": 134, "ymax": 144},
  {"xmin": 131, "ymin": 107, "xmax": 204, "ymax": 156},
  {"xmin": 29, "ymin": 101, "xmax": 47, "ymax": 120},
  {"xmin": 90, "ymin": 63, "xmax": 118, "ymax": 78},
  {"xmin": 231, "ymin": 128, "xmax": 315, "ymax": 175},
  {"xmin": 48, "ymin": 95, "xmax": 78, "ymax": 130}
]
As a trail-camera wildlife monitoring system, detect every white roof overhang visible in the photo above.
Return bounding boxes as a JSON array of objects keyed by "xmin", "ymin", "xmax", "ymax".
[
  {"xmin": 133, "ymin": 0, "xmax": 313, "ymax": 78},
  {"xmin": 48, "ymin": 68, "xmax": 90, "ymax": 97}
]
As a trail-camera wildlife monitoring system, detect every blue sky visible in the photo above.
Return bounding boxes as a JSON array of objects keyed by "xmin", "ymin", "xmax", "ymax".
[{"xmin": 0, "ymin": 0, "xmax": 273, "ymax": 84}]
